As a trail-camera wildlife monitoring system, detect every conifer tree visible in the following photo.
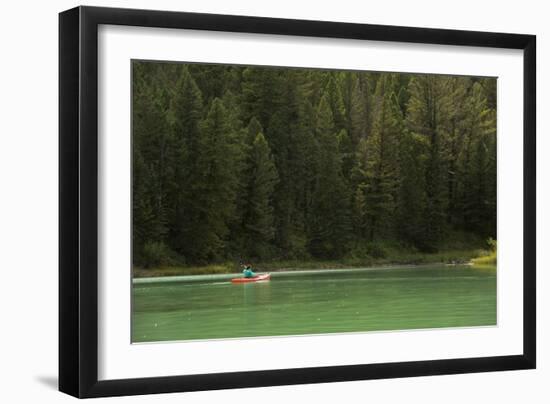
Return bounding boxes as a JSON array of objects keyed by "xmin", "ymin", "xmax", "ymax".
[
  {"xmin": 406, "ymin": 75, "xmax": 452, "ymax": 250},
  {"xmin": 309, "ymin": 95, "xmax": 352, "ymax": 258},
  {"xmin": 265, "ymin": 71, "xmax": 310, "ymax": 258},
  {"xmin": 456, "ymin": 82, "xmax": 496, "ymax": 237},
  {"xmin": 341, "ymin": 72, "xmax": 367, "ymax": 145},
  {"xmin": 354, "ymin": 75, "xmax": 400, "ymax": 241},
  {"xmin": 396, "ymin": 130, "xmax": 427, "ymax": 248},
  {"xmin": 445, "ymin": 77, "xmax": 470, "ymax": 227},
  {"xmin": 183, "ymin": 98, "xmax": 240, "ymax": 262},
  {"xmin": 241, "ymin": 132, "xmax": 279, "ymax": 258},
  {"xmin": 169, "ymin": 67, "xmax": 204, "ymax": 257},
  {"xmin": 132, "ymin": 63, "xmax": 172, "ymax": 265},
  {"xmin": 357, "ymin": 73, "xmax": 375, "ymax": 140},
  {"xmin": 241, "ymin": 67, "xmax": 280, "ymax": 129},
  {"xmin": 325, "ymin": 74, "xmax": 346, "ymax": 132}
]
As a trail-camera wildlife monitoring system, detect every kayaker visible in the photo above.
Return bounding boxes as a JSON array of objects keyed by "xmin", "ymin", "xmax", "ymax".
[{"xmin": 242, "ymin": 264, "xmax": 256, "ymax": 278}]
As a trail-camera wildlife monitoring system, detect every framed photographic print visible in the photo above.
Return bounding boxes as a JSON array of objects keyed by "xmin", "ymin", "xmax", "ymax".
[{"xmin": 59, "ymin": 6, "xmax": 536, "ymax": 398}]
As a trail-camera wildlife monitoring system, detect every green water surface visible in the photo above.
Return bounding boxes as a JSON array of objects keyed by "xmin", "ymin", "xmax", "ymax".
[{"xmin": 132, "ymin": 265, "xmax": 496, "ymax": 342}]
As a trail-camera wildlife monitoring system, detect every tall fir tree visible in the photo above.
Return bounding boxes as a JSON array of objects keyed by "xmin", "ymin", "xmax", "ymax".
[
  {"xmin": 183, "ymin": 98, "xmax": 241, "ymax": 262},
  {"xmin": 308, "ymin": 94, "xmax": 352, "ymax": 258},
  {"xmin": 353, "ymin": 75, "xmax": 400, "ymax": 241},
  {"xmin": 406, "ymin": 75, "xmax": 452, "ymax": 250},
  {"xmin": 132, "ymin": 62, "xmax": 173, "ymax": 265},
  {"xmin": 241, "ymin": 132, "xmax": 279, "ymax": 258},
  {"xmin": 341, "ymin": 72, "xmax": 368, "ymax": 145},
  {"xmin": 241, "ymin": 67, "xmax": 280, "ymax": 130},
  {"xmin": 325, "ymin": 73, "xmax": 346, "ymax": 132},
  {"xmin": 396, "ymin": 131, "xmax": 428, "ymax": 248},
  {"xmin": 265, "ymin": 71, "xmax": 310, "ymax": 258},
  {"xmin": 169, "ymin": 67, "xmax": 204, "ymax": 258},
  {"xmin": 456, "ymin": 82, "xmax": 496, "ymax": 237},
  {"xmin": 445, "ymin": 77, "xmax": 470, "ymax": 227}
]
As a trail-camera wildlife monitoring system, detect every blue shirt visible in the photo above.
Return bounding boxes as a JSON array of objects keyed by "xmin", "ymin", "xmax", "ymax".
[{"xmin": 243, "ymin": 268, "xmax": 256, "ymax": 278}]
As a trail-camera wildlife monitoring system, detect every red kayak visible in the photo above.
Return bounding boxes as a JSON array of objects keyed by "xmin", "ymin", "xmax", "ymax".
[{"xmin": 231, "ymin": 273, "xmax": 271, "ymax": 283}]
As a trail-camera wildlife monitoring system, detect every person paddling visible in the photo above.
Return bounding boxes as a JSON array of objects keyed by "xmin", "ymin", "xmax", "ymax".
[{"xmin": 242, "ymin": 263, "xmax": 256, "ymax": 278}]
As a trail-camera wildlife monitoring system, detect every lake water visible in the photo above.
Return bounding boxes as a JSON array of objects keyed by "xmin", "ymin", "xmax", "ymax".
[{"xmin": 132, "ymin": 265, "xmax": 496, "ymax": 343}]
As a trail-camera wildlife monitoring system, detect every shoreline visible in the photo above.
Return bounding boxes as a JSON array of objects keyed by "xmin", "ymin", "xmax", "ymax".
[
  {"xmin": 133, "ymin": 247, "xmax": 493, "ymax": 279},
  {"xmin": 133, "ymin": 261, "xmax": 485, "ymax": 284}
]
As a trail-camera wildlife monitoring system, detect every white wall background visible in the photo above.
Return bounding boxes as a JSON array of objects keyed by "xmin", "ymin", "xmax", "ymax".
[{"xmin": 0, "ymin": 0, "xmax": 546, "ymax": 403}]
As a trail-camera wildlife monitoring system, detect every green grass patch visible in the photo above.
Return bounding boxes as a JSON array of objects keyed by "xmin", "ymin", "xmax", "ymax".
[
  {"xmin": 471, "ymin": 251, "xmax": 497, "ymax": 266},
  {"xmin": 470, "ymin": 238, "xmax": 497, "ymax": 266},
  {"xmin": 133, "ymin": 263, "xmax": 234, "ymax": 278}
]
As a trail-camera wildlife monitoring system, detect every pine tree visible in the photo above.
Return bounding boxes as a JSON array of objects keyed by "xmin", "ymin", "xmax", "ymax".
[
  {"xmin": 231, "ymin": 116, "xmax": 265, "ymax": 251},
  {"xmin": 354, "ymin": 75, "xmax": 400, "ymax": 241},
  {"xmin": 183, "ymin": 98, "xmax": 240, "ymax": 262},
  {"xmin": 445, "ymin": 77, "xmax": 470, "ymax": 227},
  {"xmin": 357, "ymin": 72, "xmax": 376, "ymax": 141},
  {"xmin": 396, "ymin": 131, "xmax": 427, "ymax": 248},
  {"xmin": 221, "ymin": 90, "xmax": 248, "ymax": 256},
  {"xmin": 406, "ymin": 75, "xmax": 452, "ymax": 250},
  {"xmin": 484, "ymin": 108, "xmax": 497, "ymax": 238},
  {"xmin": 308, "ymin": 94, "xmax": 352, "ymax": 258},
  {"xmin": 264, "ymin": 70, "xmax": 310, "ymax": 258},
  {"xmin": 132, "ymin": 149, "xmax": 155, "ymax": 261},
  {"xmin": 456, "ymin": 82, "xmax": 496, "ymax": 237},
  {"xmin": 325, "ymin": 73, "xmax": 346, "ymax": 131},
  {"xmin": 293, "ymin": 99, "xmax": 319, "ymax": 253},
  {"xmin": 241, "ymin": 67, "xmax": 280, "ymax": 130},
  {"xmin": 341, "ymin": 72, "xmax": 367, "ymax": 145},
  {"xmin": 169, "ymin": 67, "xmax": 204, "ymax": 258},
  {"xmin": 132, "ymin": 62, "xmax": 172, "ymax": 265},
  {"xmin": 241, "ymin": 132, "xmax": 279, "ymax": 258}
]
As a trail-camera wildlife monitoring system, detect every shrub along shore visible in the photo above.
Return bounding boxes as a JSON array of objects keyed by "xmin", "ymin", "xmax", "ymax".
[{"xmin": 133, "ymin": 246, "xmax": 496, "ymax": 278}]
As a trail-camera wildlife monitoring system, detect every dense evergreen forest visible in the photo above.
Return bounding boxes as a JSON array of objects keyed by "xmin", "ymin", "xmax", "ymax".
[{"xmin": 132, "ymin": 61, "xmax": 496, "ymax": 268}]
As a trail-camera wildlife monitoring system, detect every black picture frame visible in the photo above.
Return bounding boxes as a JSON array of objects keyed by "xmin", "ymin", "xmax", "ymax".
[{"xmin": 59, "ymin": 5, "xmax": 536, "ymax": 398}]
